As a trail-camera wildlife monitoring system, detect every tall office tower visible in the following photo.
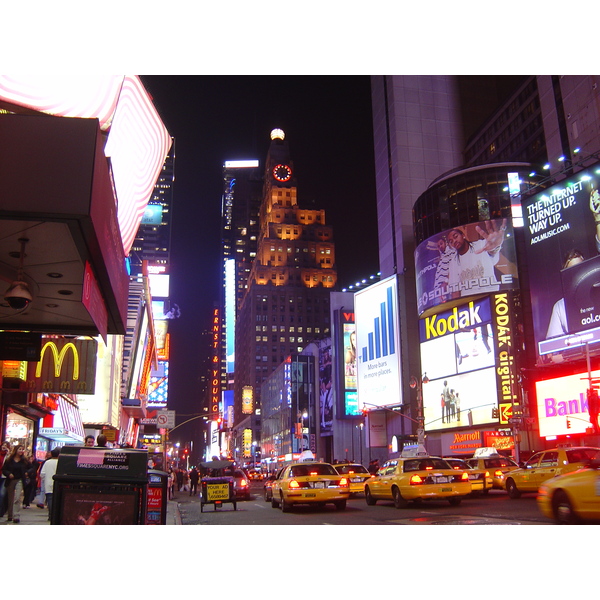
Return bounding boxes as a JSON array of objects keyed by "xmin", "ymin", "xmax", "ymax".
[
  {"xmin": 370, "ymin": 75, "xmax": 600, "ymax": 453},
  {"xmin": 221, "ymin": 159, "xmax": 262, "ymax": 390},
  {"xmin": 233, "ymin": 129, "xmax": 337, "ymax": 437},
  {"xmin": 128, "ymin": 141, "xmax": 175, "ymax": 279}
]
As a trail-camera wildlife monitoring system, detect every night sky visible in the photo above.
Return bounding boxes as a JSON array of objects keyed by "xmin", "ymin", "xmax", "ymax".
[{"xmin": 140, "ymin": 76, "xmax": 380, "ymax": 451}]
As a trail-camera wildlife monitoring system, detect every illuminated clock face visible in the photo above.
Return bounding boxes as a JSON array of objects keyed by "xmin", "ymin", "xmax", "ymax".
[{"xmin": 273, "ymin": 164, "xmax": 292, "ymax": 182}]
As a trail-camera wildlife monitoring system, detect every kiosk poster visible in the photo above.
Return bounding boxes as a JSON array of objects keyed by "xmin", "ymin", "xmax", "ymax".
[
  {"xmin": 521, "ymin": 164, "xmax": 600, "ymax": 365},
  {"xmin": 414, "ymin": 218, "xmax": 519, "ymax": 316}
]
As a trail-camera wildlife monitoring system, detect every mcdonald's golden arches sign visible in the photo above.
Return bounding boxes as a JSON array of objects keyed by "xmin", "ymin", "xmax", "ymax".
[{"xmin": 26, "ymin": 338, "xmax": 98, "ymax": 394}]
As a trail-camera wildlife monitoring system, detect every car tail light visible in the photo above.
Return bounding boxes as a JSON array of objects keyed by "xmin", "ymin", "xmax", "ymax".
[
  {"xmin": 452, "ymin": 466, "xmax": 461, "ymax": 470},
  {"xmin": 289, "ymin": 479, "xmax": 300, "ymax": 489},
  {"xmin": 494, "ymin": 469, "xmax": 503, "ymax": 478},
  {"xmin": 460, "ymin": 472, "xmax": 469, "ymax": 481},
  {"xmin": 339, "ymin": 477, "xmax": 349, "ymax": 487},
  {"xmin": 240, "ymin": 479, "xmax": 248, "ymax": 488},
  {"xmin": 484, "ymin": 471, "xmax": 490, "ymax": 477},
  {"xmin": 410, "ymin": 475, "xmax": 424, "ymax": 485}
]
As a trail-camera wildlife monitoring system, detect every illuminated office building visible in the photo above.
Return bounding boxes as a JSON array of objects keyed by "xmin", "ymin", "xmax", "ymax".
[{"xmin": 370, "ymin": 75, "xmax": 600, "ymax": 458}]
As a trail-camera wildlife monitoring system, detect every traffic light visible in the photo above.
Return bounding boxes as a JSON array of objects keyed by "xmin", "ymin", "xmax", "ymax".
[
  {"xmin": 491, "ymin": 408, "xmax": 499, "ymax": 419},
  {"xmin": 566, "ymin": 417, "xmax": 571, "ymax": 429}
]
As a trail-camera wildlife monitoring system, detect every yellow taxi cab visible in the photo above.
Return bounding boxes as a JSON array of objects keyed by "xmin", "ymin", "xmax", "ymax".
[
  {"xmin": 537, "ymin": 451, "xmax": 600, "ymax": 524},
  {"xmin": 466, "ymin": 448, "xmax": 520, "ymax": 490},
  {"xmin": 364, "ymin": 446, "xmax": 471, "ymax": 508},
  {"xmin": 270, "ymin": 461, "xmax": 350, "ymax": 512},
  {"xmin": 333, "ymin": 463, "xmax": 372, "ymax": 495},
  {"xmin": 504, "ymin": 445, "xmax": 600, "ymax": 499},
  {"xmin": 444, "ymin": 457, "xmax": 493, "ymax": 495}
]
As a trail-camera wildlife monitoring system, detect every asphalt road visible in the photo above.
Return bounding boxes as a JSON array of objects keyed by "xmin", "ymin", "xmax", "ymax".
[{"xmin": 174, "ymin": 482, "xmax": 555, "ymax": 525}]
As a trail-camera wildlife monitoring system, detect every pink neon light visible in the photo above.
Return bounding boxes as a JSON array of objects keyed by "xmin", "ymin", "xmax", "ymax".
[{"xmin": 0, "ymin": 75, "xmax": 172, "ymax": 256}]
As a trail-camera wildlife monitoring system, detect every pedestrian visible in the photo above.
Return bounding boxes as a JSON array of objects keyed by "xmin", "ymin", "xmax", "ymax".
[
  {"xmin": 168, "ymin": 468, "xmax": 176, "ymax": 499},
  {"xmin": 189, "ymin": 466, "xmax": 199, "ymax": 496},
  {"xmin": 84, "ymin": 435, "xmax": 95, "ymax": 447},
  {"xmin": 2, "ymin": 444, "xmax": 30, "ymax": 523},
  {"xmin": 0, "ymin": 441, "xmax": 11, "ymax": 518},
  {"xmin": 96, "ymin": 434, "xmax": 108, "ymax": 447},
  {"xmin": 39, "ymin": 447, "xmax": 60, "ymax": 521},
  {"xmin": 23, "ymin": 450, "xmax": 40, "ymax": 509},
  {"xmin": 176, "ymin": 468, "xmax": 183, "ymax": 491}
]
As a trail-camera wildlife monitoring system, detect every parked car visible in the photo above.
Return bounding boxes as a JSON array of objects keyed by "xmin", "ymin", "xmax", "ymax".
[
  {"xmin": 504, "ymin": 446, "xmax": 600, "ymax": 499},
  {"xmin": 537, "ymin": 451, "xmax": 600, "ymax": 523}
]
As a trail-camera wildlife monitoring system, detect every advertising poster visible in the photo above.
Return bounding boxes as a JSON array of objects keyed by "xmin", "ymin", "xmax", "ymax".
[
  {"xmin": 414, "ymin": 218, "xmax": 519, "ymax": 315},
  {"xmin": 355, "ymin": 275, "xmax": 402, "ymax": 409},
  {"xmin": 60, "ymin": 491, "xmax": 139, "ymax": 525},
  {"xmin": 521, "ymin": 164, "xmax": 600, "ymax": 364},
  {"xmin": 419, "ymin": 297, "xmax": 499, "ymax": 431},
  {"xmin": 319, "ymin": 340, "xmax": 333, "ymax": 435}
]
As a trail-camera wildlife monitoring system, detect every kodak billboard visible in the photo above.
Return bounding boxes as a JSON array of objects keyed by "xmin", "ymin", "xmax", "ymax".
[{"xmin": 26, "ymin": 338, "xmax": 98, "ymax": 394}]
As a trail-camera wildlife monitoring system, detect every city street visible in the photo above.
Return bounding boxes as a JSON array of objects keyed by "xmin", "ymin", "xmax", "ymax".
[{"xmin": 174, "ymin": 481, "xmax": 555, "ymax": 526}]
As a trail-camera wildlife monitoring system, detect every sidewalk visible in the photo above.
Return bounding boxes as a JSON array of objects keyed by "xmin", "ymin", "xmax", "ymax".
[{"xmin": 0, "ymin": 496, "xmax": 183, "ymax": 525}]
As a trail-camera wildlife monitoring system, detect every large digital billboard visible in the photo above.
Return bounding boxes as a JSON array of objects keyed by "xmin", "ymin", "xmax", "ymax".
[
  {"xmin": 414, "ymin": 218, "xmax": 519, "ymax": 315},
  {"xmin": 419, "ymin": 293, "xmax": 519, "ymax": 433},
  {"xmin": 355, "ymin": 274, "xmax": 402, "ymax": 409},
  {"xmin": 521, "ymin": 164, "xmax": 600, "ymax": 365}
]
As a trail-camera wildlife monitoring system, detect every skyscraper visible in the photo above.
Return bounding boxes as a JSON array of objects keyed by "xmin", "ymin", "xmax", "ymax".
[{"xmin": 231, "ymin": 129, "xmax": 337, "ymax": 454}]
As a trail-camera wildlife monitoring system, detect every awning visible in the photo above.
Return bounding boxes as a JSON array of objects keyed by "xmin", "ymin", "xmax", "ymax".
[{"xmin": 39, "ymin": 396, "xmax": 85, "ymax": 444}]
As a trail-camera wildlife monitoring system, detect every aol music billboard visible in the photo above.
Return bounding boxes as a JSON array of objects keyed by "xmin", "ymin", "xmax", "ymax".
[{"xmin": 26, "ymin": 338, "xmax": 98, "ymax": 394}]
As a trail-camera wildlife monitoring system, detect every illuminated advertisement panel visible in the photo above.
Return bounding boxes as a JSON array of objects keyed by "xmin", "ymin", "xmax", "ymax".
[
  {"xmin": 336, "ymin": 308, "xmax": 359, "ymax": 418},
  {"xmin": 242, "ymin": 386, "xmax": 254, "ymax": 415},
  {"xmin": 419, "ymin": 297, "xmax": 499, "ymax": 431},
  {"xmin": 414, "ymin": 218, "xmax": 518, "ymax": 316},
  {"xmin": 355, "ymin": 275, "xmax": 402, "ymax": 409},
  {"xmin": 0, "ymin": 75, "xmax": 172, "ymax": 256},
  {"xmin": 521, "ymin": 164, "xmax": 600, "ymax": 365},
  {"xmin": 536, "ymin": 371, "xmax": 599, "ymax": 437},
  {"xmin": 225, "ymin": 258, "xmax": 236, "ymax": 374},
  {"xmin": 147, "ymin": 361, "xmax": 168, "ymax": 408},
  {"xmin": 319, "ymin": 342, "xmax": 333, "ymax": 434}
]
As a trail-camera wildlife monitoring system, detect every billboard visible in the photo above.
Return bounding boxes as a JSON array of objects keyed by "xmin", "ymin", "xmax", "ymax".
[
  {"xmin": 536, "ymin": 371, "xmax": 598, "ymax": 437},
  {"xmin": 419, "ymin": 295, "xmax": 520, "ymax": 432},
  {"xmin": 355, "ymin": 274, "xmax": 402, "ymax": 409},
  {"xmin": 521, "ymin": 164, "xmax": 600, "ymax": 365},
  {"xmin": 414, "ymin": 218, "xmax": 519, "ymax": 315}
]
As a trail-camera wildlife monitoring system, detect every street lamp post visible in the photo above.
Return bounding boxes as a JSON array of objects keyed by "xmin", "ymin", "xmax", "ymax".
[{"xmin": 409, "ymin": 373, "xmax": 429, "ymax": 446}]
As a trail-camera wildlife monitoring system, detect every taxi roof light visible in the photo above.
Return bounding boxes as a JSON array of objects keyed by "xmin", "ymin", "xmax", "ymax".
[{"xmin": 473, "ymin": 447, "xmax": 502, "ymax": 458}]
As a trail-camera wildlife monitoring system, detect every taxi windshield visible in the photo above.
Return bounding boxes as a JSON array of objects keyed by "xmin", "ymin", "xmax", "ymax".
[
  {"xmin": 404, "ymin": 458, "xmax": 451, "ymax": 472},
  {"xmin": 335, "ymin": 465, "xmax": 369, "ymax": 474},
  {"xmin": 289, "ymin": 464, "xmax": 338, "ymax": 477}
]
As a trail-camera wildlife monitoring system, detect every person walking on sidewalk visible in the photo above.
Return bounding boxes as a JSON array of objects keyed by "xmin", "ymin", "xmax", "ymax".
[
  {"xmin": 2, "ymin": 445, "xmax": 29, "ymax": 523},
  {"xmin": 189, "ymin": 467, "xmax": 199, "ymax": 496},
  {"xmin": 40, "ymin": 447, "xmax": 60, "ymax": 521},
  {"xmin": 0, "ymin": 442, "xmax": 10, "ymax": 518}
]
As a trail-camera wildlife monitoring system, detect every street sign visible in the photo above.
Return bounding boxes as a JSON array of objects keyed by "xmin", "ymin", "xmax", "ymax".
[{"xmin": 156, "ymin": 410, "xmax": 175, "ymax": 429}]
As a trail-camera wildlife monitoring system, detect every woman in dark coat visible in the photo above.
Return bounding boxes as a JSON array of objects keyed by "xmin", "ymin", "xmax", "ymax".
[{"xmin": 2, "ymin": 445, "xmax": 30, "ymax": 523}]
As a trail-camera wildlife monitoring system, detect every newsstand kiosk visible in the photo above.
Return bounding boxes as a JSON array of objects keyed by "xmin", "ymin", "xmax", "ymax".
[{"xmin": 51, "ymin": 446, "xmax": 149, "ymax": 525}]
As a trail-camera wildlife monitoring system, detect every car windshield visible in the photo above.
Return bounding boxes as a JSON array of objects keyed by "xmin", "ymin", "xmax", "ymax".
[
  {"xmin": 404, "ymin": 458, "xmax": 451, "ymax": 472},
  {"xmin": 448, "ymin": 460, "xmax": 469, "ymax": 469},
  {"xmin": 566, "ymin": 448, "xmax": 600, "ymax": 463},
  {"xmin": 485, "ymin": 457, "xmax": 517, "ymax": 468},
  {"xmin": 335, "ymin": 465, "xmax": 369, "ymax": 474},
  {"xmin": 289, "ymin": 464, "xmax": 338, "ymax": 477}
]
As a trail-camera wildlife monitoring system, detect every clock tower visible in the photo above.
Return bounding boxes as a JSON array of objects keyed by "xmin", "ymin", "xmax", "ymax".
[{"xmin": 233, "ymin": 128, "xmax": 337, "ymax": 449}]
